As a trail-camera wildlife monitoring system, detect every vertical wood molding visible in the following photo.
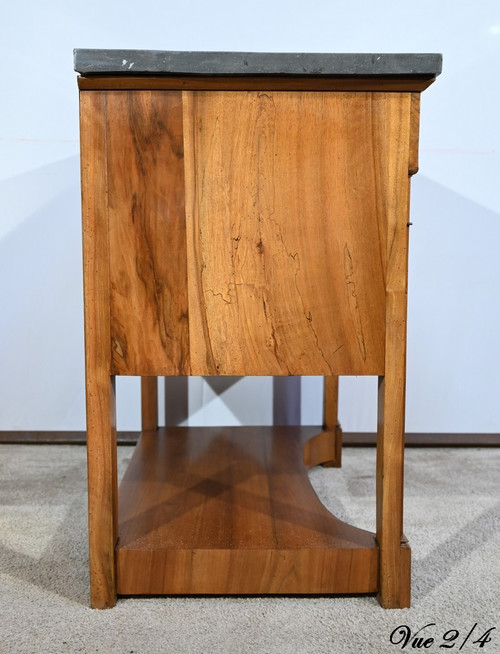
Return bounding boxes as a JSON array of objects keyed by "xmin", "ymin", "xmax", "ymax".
[
  {"xmin": 408, "ymin": 93, "xmax": 421, "ymax": 176},
  {"xmin": 80, "ymin": 90, "xmax": 118, "ymax": 609},
  {"xmin": 375, "ymin": 93, "xmax": 412, "ymax": 608}
]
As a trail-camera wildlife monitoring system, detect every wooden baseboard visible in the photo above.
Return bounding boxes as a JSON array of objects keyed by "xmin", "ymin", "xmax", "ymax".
[
  {"xmin": 0, "ymin": 431, "xmax": 139, "ymax": 445},
  {"xmin": 0, "ymin": 430, "xmax": 499, "ymax": 446},
  {"xmin": 343, "ymin": 432, "xmax": 500, "ymax": 447}
]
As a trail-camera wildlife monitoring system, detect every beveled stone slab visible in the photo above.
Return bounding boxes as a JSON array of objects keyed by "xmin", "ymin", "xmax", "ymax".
[{"xmin": 74, "ymin": 50, "xmax": 442, "ymax": 78}]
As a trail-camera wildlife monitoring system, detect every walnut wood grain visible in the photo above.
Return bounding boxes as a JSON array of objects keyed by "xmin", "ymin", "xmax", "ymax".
[
  {"xmin": 105, "ymin": 91, "xmax": 190, "ymax": 375},
  {"xmin": 78, "ymin": 75, "xmax": 435, "ymax": 93},
  {"xmin": 80, "ymin": 91, "xmax": 118, "ymax": 609},
  {"xmin": 302, "ymin": 427, "xmax": 342, "ymax": 470},
  {"xmin": 90, "ymin": 90, "xmax": 417, "ymax": 379},
  {"xmin": 183, "ymin": 91, "xmax": 397, "ymax": 376},
  {"xmin": 116, "ymin": 427, "xmax": 378, "ymax": 595}
]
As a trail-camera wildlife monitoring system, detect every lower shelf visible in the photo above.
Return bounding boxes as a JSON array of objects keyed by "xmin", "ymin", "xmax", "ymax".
[{"xmin": 116, "ymin": 426, "xmax": 379, "ymax": 595}]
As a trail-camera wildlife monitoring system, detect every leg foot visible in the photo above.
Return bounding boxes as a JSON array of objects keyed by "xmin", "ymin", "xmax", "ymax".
[{"xmin": 377, "ymin": 538, "xmax": 411, "ymax": 608}]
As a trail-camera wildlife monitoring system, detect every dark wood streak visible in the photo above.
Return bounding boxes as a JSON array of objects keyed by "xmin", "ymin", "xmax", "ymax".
[{"xmin": 106, "ymin": 91, "xmax": 190, "ymax": 375}]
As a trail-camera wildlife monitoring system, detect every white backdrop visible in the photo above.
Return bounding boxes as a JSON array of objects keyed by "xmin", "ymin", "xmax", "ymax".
[{"xmin": 1, "ymin": 1, "xmax": 499, "ymax": 432}]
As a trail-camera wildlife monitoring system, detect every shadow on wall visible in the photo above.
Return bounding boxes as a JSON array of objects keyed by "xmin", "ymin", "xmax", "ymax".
[
  {"xmin": 0, "ymin": 155, "xmax": 85, "ymax": 430},
  {"xmin": 406, "ymin": 174, "xmax": 500, "ymax": 433},
  {"xmin": 164, "ymin": 376, "xmax": 302, "ymax": 427}
]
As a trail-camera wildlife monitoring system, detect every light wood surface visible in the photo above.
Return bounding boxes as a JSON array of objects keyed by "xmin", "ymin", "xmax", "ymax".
[
  {"xmin": 184, "ymin": 91, "xmax": 392, "ymax": 376},
  {"xmin": 117, "ymin": 427, "xmax": 378, "ymax": 595},
  {"xmin": 80, "ymin": 91, "xmax": 118, "ymax": 609}
]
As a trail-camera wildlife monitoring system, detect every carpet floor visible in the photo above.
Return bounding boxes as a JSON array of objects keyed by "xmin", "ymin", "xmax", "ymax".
[{"xmin": 0, "ymin": 445, "xmax": 499, "ymax": 654}]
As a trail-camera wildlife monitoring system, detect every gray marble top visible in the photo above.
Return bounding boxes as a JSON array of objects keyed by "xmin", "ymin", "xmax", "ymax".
[{"xmin": 74, "ymin": 50, "xmax": 442, "ymax": 77}]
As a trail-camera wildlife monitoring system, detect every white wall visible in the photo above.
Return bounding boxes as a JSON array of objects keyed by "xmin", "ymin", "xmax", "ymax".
[{"xmin": 1, "ymin": 1, "xmax": 499, "ymax": 432}]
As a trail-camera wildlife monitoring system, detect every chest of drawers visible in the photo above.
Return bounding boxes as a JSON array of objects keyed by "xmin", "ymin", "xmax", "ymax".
[{"xmin": 76, "ymin": 50, "xmax": 441, "ymax": 608}]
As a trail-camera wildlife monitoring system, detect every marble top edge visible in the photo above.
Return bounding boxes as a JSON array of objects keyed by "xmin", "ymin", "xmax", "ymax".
[{"xmin": 74, "ymin": 50, "xmax": 442, "ymax": 77}]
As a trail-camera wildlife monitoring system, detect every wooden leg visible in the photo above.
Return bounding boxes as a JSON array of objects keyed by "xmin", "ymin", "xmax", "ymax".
[
  {"xmin": 81, "ymin": 91, "xmax": 118, "ymax": 608},
  {"xmin": 321, "ymin": 375, "xmax": 342, "ymax": 468},
  {"xmin": 376, "ymin": 367, "xmax": 410, "ymax": 607},
  {"xmin": 375, "ymin": 117, "xmax": 412, "ymax": 606},
  {"xmin": 272, "ymin": 376, "xmax": 301, "ymax": 426},
  {"xmin": 164, "ymin": 376, "xmax": 189, "ymax": 426},
  {"xmin": 86, "ymin": 375, "xmax": 118, "ymax": 609},
  {"xmin": 141, "ymin": 376, "xmax": 158, "ymax": 431}
]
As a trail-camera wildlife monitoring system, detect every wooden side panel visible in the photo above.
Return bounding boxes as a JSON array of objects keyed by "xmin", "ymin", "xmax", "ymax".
[
  {"xmin": 80, "ymin": 91, "xmax": 118, "ymax": 609},
  {"xmin": 97, "ymin": 90, "xmax": 415, "ymax": 378},
  {"xmin": 183, "ymin": 91, "xmax": 402, "ymax": 376},
  {"xmin": 117, "ymin": 548, "xmax": 378, "ymax": 595},
  {"xmin": 105, "ymin": 91, "xmax": 190, "ymax": 375}
]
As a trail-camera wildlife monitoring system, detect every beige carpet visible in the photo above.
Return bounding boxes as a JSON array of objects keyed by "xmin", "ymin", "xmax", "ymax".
[{"xmin": 1, "ymin": 445, "xmax": 499, "ymax": 654}]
